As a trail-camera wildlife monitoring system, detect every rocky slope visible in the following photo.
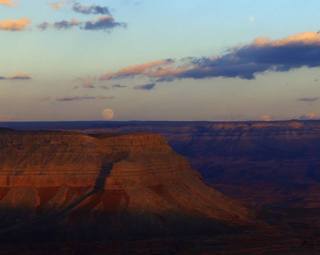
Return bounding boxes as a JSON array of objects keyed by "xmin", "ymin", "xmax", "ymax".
[{"xmin": 0, "ymin": 130, "xmax": 251, "ymax": 239}]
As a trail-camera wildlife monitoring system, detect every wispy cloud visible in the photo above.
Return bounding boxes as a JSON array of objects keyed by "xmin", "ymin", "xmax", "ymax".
[
  {"xmin": 298, "ymin": 97, "xmax": 319, "ymax": 102},
  {"xmin": 10, "ymin": 73, "xmax": 32, "ymax": 80},
  {"xmin": 100, "ymin": 32, "xmax": 320, "ymax": 82},
  {"xmin": 0, "ymin": 72, "xmax": 32, "ymax": 80},
  {"xmin": 38, "ymin": 19, "xmax": 80, "ymax": 30},
  {"xmin": 82, "ymin": 16, "xmax": 126, "ymax": 31},
  {"xmin": 39, "ymin": 16, "xmax": 126, "ymax": 31},
  {"xmin": 73, "ymin": 2, "xmax": 110, "ymax": 15},
  {"xmin": 0, "ymin": 0, "xmax": 15, "ymax": 7},
  {"xmin": 134, "ymin": 83, "xmax": 156, "ymax": 90},
  {"xmin": 56, "ymin": 96, "xmax": 114, "ymax": 102},
  {"xmin": 112, "ymin": 84, "xmax": 127, "ymax": 89},
  {"xmin": 100, "ymin": 59, "xmax": 173, "ymax": 80},
  {"xmin": 0, "ymin": 18, "xmax": 31, "ymax": 31},
  {"xmin": 49, "ymin": 1, "xmax": 66, "ymax": 10}
]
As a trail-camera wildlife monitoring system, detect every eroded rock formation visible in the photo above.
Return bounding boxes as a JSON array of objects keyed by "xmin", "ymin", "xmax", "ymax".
[{"xmin": 0, "ymin": 130, "xmax": 250, "ymax": 238}]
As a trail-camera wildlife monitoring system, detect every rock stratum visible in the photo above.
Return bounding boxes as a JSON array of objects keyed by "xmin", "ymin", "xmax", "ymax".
[{"xmin": 0, "ymin": 130, "xmax": 250, "ymax": 239}]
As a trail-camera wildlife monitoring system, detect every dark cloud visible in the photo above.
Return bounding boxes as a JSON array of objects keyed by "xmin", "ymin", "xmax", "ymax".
[
  {"xmin": 38, "ymin": 22, "xmax": 49, "ymax": 30},
  {"xmin": 174, "ymin": 43, "xmax": 320, "ymax": 80},
  {"xmin": 0, "ymin": 73, "xmax": 32, "ymax": 80},
  {"xmin": 56, "ymin": 96, "xmax": 114, "ymax": 102},
  {"xmin": 10, "ymin": 74, "xmax": 32, "ymax": 80},
  {"xmin": 112, "ymin": 84, "xmax": 127, "ymax": 88},
  {"xmin": 54, "ymin": 19, "xmax": 80, "ymax": 29},
  {"xmin": 103, "ymin": 32, "xmax": 320, "ymax": 82},
  {"xmin": 39, "ymin": 16, "xmax": 125, "ymax": 32},
  {"xmin": 82, "ymin": 16, "xmax": 126, "ymax": 31},
  {"xmin": 73, "ymin": 2, "xmax": 111, "ymax": 15},
  {"xmin": 134, "ymin": 83, "xmax": 157, "ymax": 90},
  {"xmin": 298, "ymin": 97, "xmax": 319, "ymax": 102},
  {"xmin": 39, "ymin": 19, "xmax": 80, "ymax": 30}
]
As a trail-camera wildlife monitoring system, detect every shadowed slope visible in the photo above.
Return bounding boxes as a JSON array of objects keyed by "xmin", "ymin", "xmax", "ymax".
[{"xmin": 0, "ymin": 131, "xmax": 251, "ymax": 239}]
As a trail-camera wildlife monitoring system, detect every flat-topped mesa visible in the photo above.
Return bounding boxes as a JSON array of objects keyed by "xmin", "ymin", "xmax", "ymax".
[
  {"xmin": 101, "ymin": 133, "xmax": 173, "ymax": 155},
  {"xmin": 0, "ymin": 132, "xmax": 174, "ymax": 187},
  {"xmin": 0, "ymin": 131, "xmax": 251, "ymax": 234}
]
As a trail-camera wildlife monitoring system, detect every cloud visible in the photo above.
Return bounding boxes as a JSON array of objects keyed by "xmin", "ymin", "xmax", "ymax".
[
  {"xmin": 49, "ymin": 1, "xmax": 66, "ymax": 10},
  {"xmin": 112, "ymin": 84, "xmax": 127, "ymax": 88},
  {"xmin": 56, "ymin": 96, "xmax": 114, "ymax": 102},
  {"xmin": 101, "ymin": 32, "xmax": 320, "ymax": 82},
  {"xmin": 0, "ymin": 72, "xmax": 32, "ymax": 80},
  {"xmin": 73, "ymin": 2, "xmax": 110, "ymax": 15},
  {"xmin": 82, "ymin": 16, "xmax": 126, "ymax": 31},
  {"xmin": 134, "ymin": 83, "xmax": 157, "ymax": 90},
  {"xmin": 299, "ymin": 112, "xmax": 319, "ymax": 120},
  {"xmin": 0, "ymin": 18, "xmax": 31, "ymax": 31},
  {"xmin": 0, "ymin": 0, "xmax": 14, "ymax": 7},
  {"xmin": 298, "ymin": 97, "xmax": 319, "ymax": 102},
  {"xmin": 10, "ymin": 73, "xmax": 32, "ymax": 80},
  {"xmin": 39, "ymin": 16, "xmax": 125, "ymax": 31},
  {"xmin": 38, "ymin": 19, "xmax": 80, "ymax": 30},
  {"xmin": 100, "ymin": 59, "xmax": 174, "ymax": 80}
]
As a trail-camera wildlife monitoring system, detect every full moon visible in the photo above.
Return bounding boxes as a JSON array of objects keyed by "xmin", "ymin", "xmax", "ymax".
[{"xmin": 102, "ymin": 108, "xmax": 114, "ymax": 120}]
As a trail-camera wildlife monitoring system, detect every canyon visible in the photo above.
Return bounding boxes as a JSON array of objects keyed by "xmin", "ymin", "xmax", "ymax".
[
  {"xmin": 1, "ymin": 121, "xmax": 320, "ymax": 254},
  {"xmin": 0, "ymin": 129, "xmax": 251, "ymax": 242}
]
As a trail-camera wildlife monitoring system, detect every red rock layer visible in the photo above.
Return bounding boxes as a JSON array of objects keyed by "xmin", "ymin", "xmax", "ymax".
[{"xmin": 0, "ymin": 131, "xmax": 250, "ymax": 225}]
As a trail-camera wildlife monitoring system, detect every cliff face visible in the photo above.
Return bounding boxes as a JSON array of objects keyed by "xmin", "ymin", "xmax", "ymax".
[
  {"xmin": 49, "ymin": 120, "xmax": 320, "ymax": 209},
  {"xmin": 0, "ymin": 131, "xmax": 250, "ymax": 237}
]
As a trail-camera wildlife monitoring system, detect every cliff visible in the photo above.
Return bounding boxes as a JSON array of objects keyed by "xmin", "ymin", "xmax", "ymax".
[{"xmin": 0, "ymin": 131, "xmax": 251, "ymax": 238}]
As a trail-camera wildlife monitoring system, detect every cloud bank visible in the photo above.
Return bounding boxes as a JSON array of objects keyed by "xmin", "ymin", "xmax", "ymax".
[{"xmin": 100, "ymin": 32, "xmax": 320, "ymax": 82}]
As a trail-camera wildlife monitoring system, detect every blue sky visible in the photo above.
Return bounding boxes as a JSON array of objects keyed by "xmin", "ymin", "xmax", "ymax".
[{"xmin": 1, "ymin": 0, "xmax": 320, "ymax": 121}]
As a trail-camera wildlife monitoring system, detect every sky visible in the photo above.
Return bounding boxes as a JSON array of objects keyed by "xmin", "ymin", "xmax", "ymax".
[{"xmin": 1, "ymin": 0, "xmax": 320, "ymax": 121}]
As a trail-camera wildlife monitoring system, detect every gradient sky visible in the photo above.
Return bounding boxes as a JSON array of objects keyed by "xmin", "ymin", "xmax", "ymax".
[{"xmin": 1, "ymin": 0, "xmax": 320, "ymax": 121}]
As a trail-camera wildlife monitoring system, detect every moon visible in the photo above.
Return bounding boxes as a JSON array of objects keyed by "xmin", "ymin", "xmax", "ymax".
[{"xmin": 102, "ymin": 108, "xmax": 114, "ymax": 120}]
